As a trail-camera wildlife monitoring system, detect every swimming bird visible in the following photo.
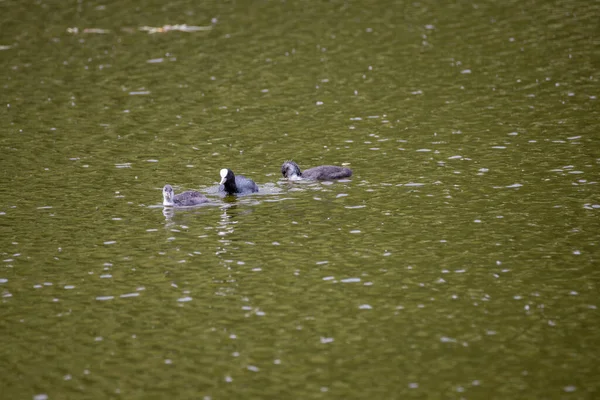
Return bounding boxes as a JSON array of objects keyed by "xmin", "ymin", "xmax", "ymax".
[
  {"xmin": 281, "ymin": 160, "xmax": 352, "ymax": 180},
  {"xmin": 162, "ymin": 184, "xmax": 209, "ymax": 207},
  {"xmin": 219, "ymin": 168, "xmax": 259, "ymax": 195}
]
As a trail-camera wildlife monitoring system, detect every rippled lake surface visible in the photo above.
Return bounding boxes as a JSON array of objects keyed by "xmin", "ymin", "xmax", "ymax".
[{"xmin": 1, "ymin": 0, "xmax": 599, "ymax": 398}]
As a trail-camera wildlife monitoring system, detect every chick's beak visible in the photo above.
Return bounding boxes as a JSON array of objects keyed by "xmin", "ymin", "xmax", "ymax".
[{"xmin": 219, "ymin": 177, "xmax": 226, "ymax": 185}]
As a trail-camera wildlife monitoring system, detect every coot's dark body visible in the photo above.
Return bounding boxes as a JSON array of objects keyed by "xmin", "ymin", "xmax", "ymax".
[
  {"xmin": 281, "ymin": 161, "xmax": 352, "ymax": 180},
  {"xmin": 163, "ymin": 184, "xmax": 209, "ymax": 207}
]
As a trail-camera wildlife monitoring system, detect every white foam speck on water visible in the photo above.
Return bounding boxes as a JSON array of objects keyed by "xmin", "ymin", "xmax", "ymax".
[
  {"xmin": 320, "ymin": 337, "xmax": 334, "ymax": 344},
  {"xmin": 120, "ymin": 293, "xmax": 139, "ymax": 298},
  {"xmin": 64, "ymin": 285, "xmax": 75, "ymax": 289},
  {"xmin": 359, "ymin": 304, "xmax": 372, "ymax": 309},
  {"xmin": 177, "ymin": 297, "xmax": 192, "ymax": 302},
  {"xmin": 96, "ymin": 296, "xmax": 114, "ymax": 301},
  {"xmin": 506, "ymin": 183, "xmax": 523, "ymax": 188},
  {"xmin": 323, "ymin": 276, "xmax": 335, "ymax": 281},
  {"xmin": 341, "ymin": 278, "xmax": 361, "ymax": 283},
  {"xmin": 440, "ymin": 336, "xmax": 457, "ymax": 343}
]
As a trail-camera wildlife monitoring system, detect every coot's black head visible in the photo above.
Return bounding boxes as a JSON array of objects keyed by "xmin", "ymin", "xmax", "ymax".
[
  {"xmin": 281, "ymin": 161, "xmax": 302, "ymax": 179},
  {"xmin": 219, "ymin": 168, "xmax": 235, "ymax": 185}
]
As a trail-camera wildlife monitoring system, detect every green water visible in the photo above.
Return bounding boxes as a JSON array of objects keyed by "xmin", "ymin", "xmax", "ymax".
[{"xmin": 1, "ymin": 0, "xmax": 599, "ymax": 398}]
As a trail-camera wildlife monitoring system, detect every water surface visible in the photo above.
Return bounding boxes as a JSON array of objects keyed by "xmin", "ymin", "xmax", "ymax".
[{"xmin": 1, "ymin": 0, "xmax": 599, "ymax": 398}]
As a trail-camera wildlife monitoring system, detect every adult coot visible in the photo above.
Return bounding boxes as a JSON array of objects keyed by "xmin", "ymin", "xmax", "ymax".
[
  {"xmin": 162, "ymin": 184, "xmax": 209, "ymax": 207},
  {"xmin": 219, "ymin": 168, "xmax": 259, "ymax": 195},
  {"xmin": 281, "ymin": 161, "xmax": 352, "ymax": 180}
]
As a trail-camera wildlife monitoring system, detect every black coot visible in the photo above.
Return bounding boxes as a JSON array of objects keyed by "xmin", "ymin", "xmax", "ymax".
[{"xmin": 219, "ymin": 168, "xmax": 259, "ymax": 195}]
